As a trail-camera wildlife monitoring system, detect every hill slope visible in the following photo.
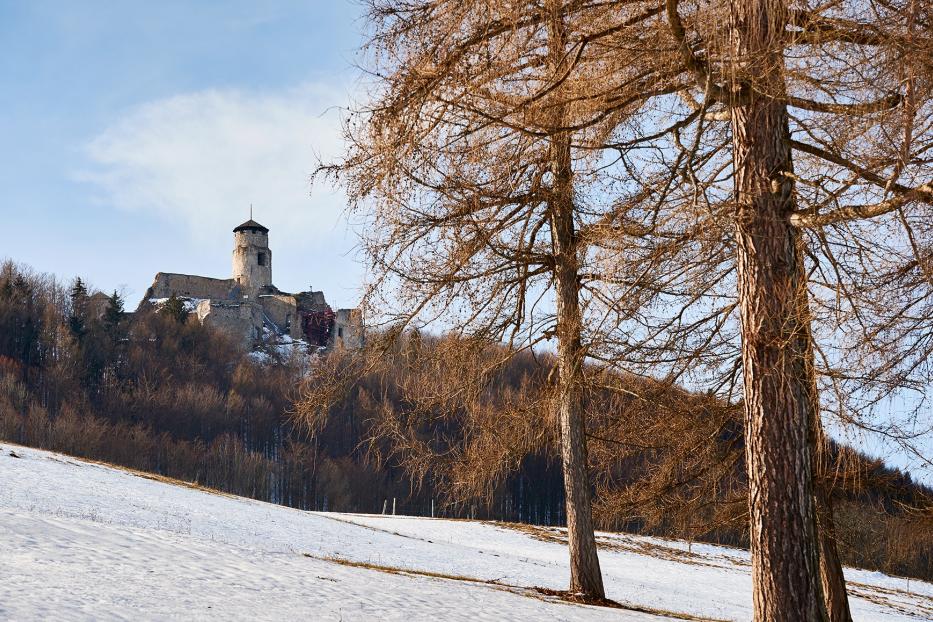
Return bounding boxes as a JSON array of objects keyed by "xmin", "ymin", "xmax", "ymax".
[{"xmin": 1, "ymin": 443, "xmax": 930, "ymax": 621}]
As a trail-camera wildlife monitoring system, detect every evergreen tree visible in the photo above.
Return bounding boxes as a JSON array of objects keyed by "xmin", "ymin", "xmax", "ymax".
[
  {"xmin": 0, "ymin": 273, "xmax": 14, "ymax": 301},
  {"xmin": 68, "ymin": 277, "xmax": 89, "ymax": 341},
  {"xmin": 4, "ymin": 273, "xmax": 42, "ymax": 374},
  {"xmin": 103, "ymin": 290, "xmax": 124, "ymax": 332},
  {"xmin": 100, "ymin": 290, "xmax": 127, "ymax": 382},
  {"xmin": 160, "ymin": 293, "xmax": 188, "ymax": 325}
]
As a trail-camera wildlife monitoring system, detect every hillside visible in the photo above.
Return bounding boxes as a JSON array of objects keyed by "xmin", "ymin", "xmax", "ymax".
[
  {"xmin": 4, "ymin": 260, "xmax": 931, "ymax": 583},
  {"xmin": 1, "ymin": 443, "xmax": 931, "ymax": 621}
]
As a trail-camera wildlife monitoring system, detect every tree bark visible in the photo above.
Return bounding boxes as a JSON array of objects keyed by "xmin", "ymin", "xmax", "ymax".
[
  {"xmin": 547, "ymin": 2, "xmax": 605, "ymax": 599},
  {"xmin": 796, "ymin": 243, "xmax": 853, "ymax": 622},
  {"xmin": 551, "ymin": 148, "xmax": 605, "ymax": 600},
  {"xmin": 730, "ymin": 1, "xmax": 827, "ymax": 619},
  {"xmin": 815, "ymin": 476, "xmax": 853, "ymax": 622}
]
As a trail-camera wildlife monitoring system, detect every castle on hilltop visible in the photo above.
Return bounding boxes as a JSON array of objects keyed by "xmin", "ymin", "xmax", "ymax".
[{"xmin": 137, "ymin": 218, "xmax": 363, "ymax": 350}]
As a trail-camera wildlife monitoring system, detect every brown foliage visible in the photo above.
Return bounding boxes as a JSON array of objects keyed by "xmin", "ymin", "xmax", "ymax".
[{"xmin": 296, "ymin": 330, "xmax": 933, "ymax": 579}]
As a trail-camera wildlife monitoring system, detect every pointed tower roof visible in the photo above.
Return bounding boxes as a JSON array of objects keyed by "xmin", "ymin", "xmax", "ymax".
[{"xmin": 233, "ymin": 219, "xmax": 269, "ymax": 233}]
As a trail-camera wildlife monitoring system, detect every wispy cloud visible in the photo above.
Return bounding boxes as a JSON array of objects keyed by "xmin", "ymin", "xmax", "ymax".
[{"xmin": 77, "ymin": 82, "xmax": 350, "ymax": 246}]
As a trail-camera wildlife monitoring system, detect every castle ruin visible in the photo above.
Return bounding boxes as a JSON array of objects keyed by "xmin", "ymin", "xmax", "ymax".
[{"xmin": 138, "ymin": 219, "xmax": 363, "ymax": 350}]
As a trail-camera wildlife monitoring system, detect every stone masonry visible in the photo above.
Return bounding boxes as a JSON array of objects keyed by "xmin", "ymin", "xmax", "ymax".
[{"xmin": 138, "ymin": 219, "xmax": 363, "ymax": 350}]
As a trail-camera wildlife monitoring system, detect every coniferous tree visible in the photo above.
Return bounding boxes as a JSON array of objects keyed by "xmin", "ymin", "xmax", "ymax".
[
  {"xmin": 160, "ymin": 293, "xmax": 188, "ymax": 325},
  {"xmin": 103, "ymin": 290, "xmax": 124, "ymax": 332},
  {"xmin": 2, "ymin": 273, "xmax": 43, "ymax": 377},
  {"xmin": 312, "ymin": 0, "xmax": 667, "ymax": 597},
  {"xmin": 68, "ymin": 278, "xmax": 88, "ymax": 341}
]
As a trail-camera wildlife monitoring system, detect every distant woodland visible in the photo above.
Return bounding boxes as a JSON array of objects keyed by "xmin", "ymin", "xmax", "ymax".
[{"xmin": 1, "ymin": 260, "xmax": 930, "ymax": 581}]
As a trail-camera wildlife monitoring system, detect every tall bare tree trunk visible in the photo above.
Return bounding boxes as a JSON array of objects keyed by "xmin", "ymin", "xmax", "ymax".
[
  {"xmin": 546, "ymin": 3, "xmax": 604, "ymax": 600},
  {"xmin": 551, "ymin": 155, "xmax": 605, "ymax": 600},
  {"xmin": 796, "ymin": 282, "xmax": 853, "ymax": 621},
  {"xmin": 730, "ymin": 1, "xmax": 827, "ymax": 619},
  {"xmin": 795, "ymin": 243, "xmax": 853, "ymax": 622}
]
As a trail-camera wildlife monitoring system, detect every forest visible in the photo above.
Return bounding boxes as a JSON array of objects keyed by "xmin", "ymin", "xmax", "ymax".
[{"xmin": 1, "ymin": 259, "xmax": 930, "ymax": 583}]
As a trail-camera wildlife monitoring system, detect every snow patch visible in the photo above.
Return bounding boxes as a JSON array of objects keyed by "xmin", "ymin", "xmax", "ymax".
[{"xmin": 148, "ymin": 297, "xmax": 207, "ymax": 313}]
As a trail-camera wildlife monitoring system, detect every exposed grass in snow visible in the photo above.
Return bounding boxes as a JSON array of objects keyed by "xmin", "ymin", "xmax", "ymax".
[
  {"xmin": 499, "ymin": 522, "xmax": 750, "ymax": 570},
  {"xmin": 2, "ymin": 442, "xmax": 932, "ymax": 621},
  {"xmin": 41, "ymin": 451, "xmax": 241, "ymax": 499},
  {"xmin": 313, "ymin": 553, "xmax": 501, "ymax": 583},
  {"xmin": 310, "ymin": 554, "xmax": 728, "ymax": 621}
]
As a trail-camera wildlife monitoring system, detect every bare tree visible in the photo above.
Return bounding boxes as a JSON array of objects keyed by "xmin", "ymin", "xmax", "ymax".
[
  {"xmin": 544, "ymin": 1, "xmax": 605, "ymax": 596},
  {"xmin": 726, "ymin": 2, "xmax": 827, "ymax": 616},
  {"xmin": 311, "ymin": 0, "xmax": 672, "ymax": 600},
  {"xmin": 630, "ymin": 1, "xmax": 933, "ymax": 618},
  {"xmin": 309, "ymin": 0, "xmax": 933, "ymax": 615}
]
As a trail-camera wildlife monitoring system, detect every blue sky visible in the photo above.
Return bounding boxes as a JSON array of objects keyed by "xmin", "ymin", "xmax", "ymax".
[{"xmin": 1, "ymin": 0, "xmax": 365, "ymax": 307}]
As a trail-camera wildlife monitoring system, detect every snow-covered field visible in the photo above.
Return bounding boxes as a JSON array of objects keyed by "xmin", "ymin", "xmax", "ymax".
[{"xmin": 1, "ymin": 444, "xmax": 931, "ymax": 621}]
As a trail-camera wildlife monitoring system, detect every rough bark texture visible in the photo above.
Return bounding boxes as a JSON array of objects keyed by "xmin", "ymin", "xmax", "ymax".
[
  {"xmin": 551, "ymin": 159, "xmax": 605, "ymax": 599},
  {"xmin": 730, "ymin": 1, "xmax": 828, "ymax": 619},
  {"xmin": 815, "ymin": 480, "xmax": 853, "ymax": 622},
  {"xmin": 798, "ymin": 246, "xmax": 853, "ymax": 622},
  {"xmin": 547, "ymin": 5, "xmax": 604, "ymax": 597}
]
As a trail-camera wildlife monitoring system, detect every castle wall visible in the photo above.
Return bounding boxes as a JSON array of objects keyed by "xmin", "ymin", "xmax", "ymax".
[
  {"xmin": 196, "ymin": 300, "xmax": 263, "ymax": 346},
  {"xmin": 146, "ymin": 273, "xmax": 239, "ymax": 302},
  {"xmin": 138, "ymin": 221, "xmax": 364, "ymax": 352},
  {"xmin": 259, "ymin": 295, "xmax": 304, "ymax": 340},
  {"xmin": 332, "ymin": 308, "xmax": 364, "ymax": 349},
  {"xmin": 294, "ymin": 290, "xmax": 327, "ymax": 309},
  {"xmin": 86, "ymin": 292, "xmax": 112, "ymax": 320}
]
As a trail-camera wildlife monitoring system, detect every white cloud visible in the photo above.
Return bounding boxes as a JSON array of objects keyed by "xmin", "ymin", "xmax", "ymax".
[{"xmin": 78, "ymin": 82, "xmax": 351, "ymax": 246}]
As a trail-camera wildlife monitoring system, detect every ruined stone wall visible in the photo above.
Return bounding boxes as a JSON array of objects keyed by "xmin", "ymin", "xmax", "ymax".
[
  {"xmin": 294, "ymin": 290, "xmax": 327, "ymax": 311},
  {"xmin": 139, "ymin": 264, "xmax": 364, "ymax": 350},
  {"xmin": 86, "ymin": 293, "xmax": 112, "ymax": 320},
  {"xmin": 332, "ymin": 308, "xmax": 364, "ymax": 349},
  {"xmin": 258, "ymin": 295, "xmax": 304, "ymax": 340},
  {"xmin": 145, "ymin": 273, "xmax": 239, "ymax": 304},
  {"xmin": 195, "ymin": 300, "xmax": 263, "ymax": 346}
]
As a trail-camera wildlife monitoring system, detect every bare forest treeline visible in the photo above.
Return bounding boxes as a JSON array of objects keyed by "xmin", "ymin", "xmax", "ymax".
[
  {"xmin": 2, "ymin": 260, "xmax": 931, "ymax": 581},
  {"xmin": 302, "ymin": 329, "xmax": 933, "ymax": 582}
]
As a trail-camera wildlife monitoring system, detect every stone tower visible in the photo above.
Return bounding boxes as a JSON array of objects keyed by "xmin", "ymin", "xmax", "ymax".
[{"xmin": 232, "ymin": 219, "xmax": 272, "ymax": 295}]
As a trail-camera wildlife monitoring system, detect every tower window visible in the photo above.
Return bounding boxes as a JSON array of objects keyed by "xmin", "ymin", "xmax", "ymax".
[{"xmin": 257, "ymin": 252, "xmax": 267, "ymax": 266}]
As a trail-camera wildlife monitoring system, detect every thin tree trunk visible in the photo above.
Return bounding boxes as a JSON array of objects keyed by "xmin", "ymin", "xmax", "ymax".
[
  {"xmin": 799, "ymin": 294, "xmax": 853, "ymax": 621},
  {"xmin": 815, "ymin": 475, "xmax": 852, "ymax": 622},
  {"xmin": 797, "ymin": 255, "xmax": 854, "ymax": 621},
  {"xmin": 790, "ymin": 119, "xmax": 854, "ymax": 622},
  {"xmin": 730, "ymin": 1, "xmax": 827, "ymax": 619},
  {"xmin": 551, "ymin": 156, "xmax": 605, "ymax": 600},
  {"xmin": 547, "ymin": 2, "xmax": 604, "ymax": 600}
]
